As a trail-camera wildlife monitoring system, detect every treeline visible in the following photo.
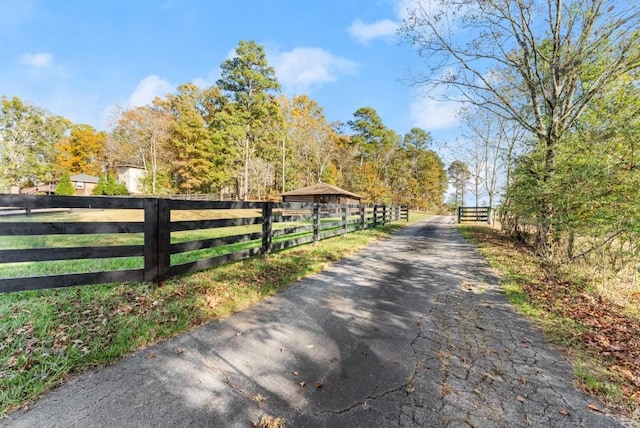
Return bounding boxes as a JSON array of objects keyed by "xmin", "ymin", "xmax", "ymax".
[
  {"xmin": 0, "ymin": 40, "xmax": 446, "ymax": 210},
  {"xmin": 401, "ymin": 1, "xmax": 640, "ymax": 287}
]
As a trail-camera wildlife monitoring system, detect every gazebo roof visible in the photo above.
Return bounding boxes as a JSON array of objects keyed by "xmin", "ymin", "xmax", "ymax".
[{"xmin": 280, "ymin": 183, "xmax": 362, "ymax": 199}]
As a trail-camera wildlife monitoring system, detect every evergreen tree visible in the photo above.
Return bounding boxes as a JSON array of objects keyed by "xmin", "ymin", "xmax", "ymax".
[{"xmin": 54, "ymin": 171, "xmax": 75, "ymax": 196}]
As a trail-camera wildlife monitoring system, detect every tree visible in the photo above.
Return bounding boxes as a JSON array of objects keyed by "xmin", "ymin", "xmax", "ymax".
[
  {"xmin": 55, "ymin": 124, "xmax": 107, "ymax": 176},
  {"xmin": 280, "ymin": 95, "xmax": 335, "ymax": 187},
  {"xmin": 110, "ymin": 105, "xmax": 174, "ymax": 194},
  {"xmin": 217, "ymin": 40, "xmax": 281, "ymax": 200},
  {"xmin": 347, "ymin": 107, "xmax": 400, "ymax": 202},
  {"xmin": 401, "ymin": 0, "xmax": 640, "ymax": 253},
  {"xmin": 158, "ymin": 83, "xmax": 232, "ymax": 194},
  {"xmin": 388, "ymin": 128, "xmax": 446, "ymax": 211},
  {"xmin": 92, "ymin": 174, "xmax": 128, "ymax": 195},
  {"xmin": 54, "ymin": 171, "xmax": 75, "ymax": 196},
  {"xmin": 458, "ymin": 104, "xmax": 527, "ymax": 209},
  {"xmin": 0, "ymin": 96, "xmax": 70, "ymax": 189},
  {"xmin": 447, "ymin": 160, "xmax": 470, "ymax": 207},
  {"xmin": 348, "ymin": 106, "xmax": 396, "ymax": 167}
]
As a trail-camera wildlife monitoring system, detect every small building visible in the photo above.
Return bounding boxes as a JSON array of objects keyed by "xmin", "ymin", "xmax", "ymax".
[
  {"xmin": 280, "ymin": 183, "xmax": 362, "ymax": 205},
  {"xmin": 69, "ymin": 174, "xmax": 100, "ymax": 196},
  {"xmin": 117, "ymin": 166, "xmax": 145, "ymax": 195},
  {"xmin": 21, "ymin": 174, "xmax": 100, "ymax": 196}
]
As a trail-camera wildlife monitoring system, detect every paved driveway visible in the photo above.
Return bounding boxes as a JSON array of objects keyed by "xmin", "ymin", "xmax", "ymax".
[{"xmin": 1, "ymin": 216, "xmax": 625, "ymax": 427}]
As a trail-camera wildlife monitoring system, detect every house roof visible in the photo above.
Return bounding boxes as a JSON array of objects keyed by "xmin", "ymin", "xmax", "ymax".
[
  {"xmin": 70, "ymin": 174, "xmax": 99, "ymax": 183},
  {"xmin": 280, "ymin": 183, "xmax": 362, "ymax": 199}
]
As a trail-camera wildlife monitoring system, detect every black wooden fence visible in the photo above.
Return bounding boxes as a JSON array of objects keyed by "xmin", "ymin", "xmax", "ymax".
[
  {"xmin": 457, "ymin": 206, "xmax": 491, "ymax": 223},
  {"xmin": 0, "ymin": 195, "xmax": 408, "ymax": 294}
]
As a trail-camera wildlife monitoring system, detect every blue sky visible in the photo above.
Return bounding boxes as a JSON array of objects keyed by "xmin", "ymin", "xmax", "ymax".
[{"xmin": 0, "ymin": 0, "xmax": 462, "ymax": 146}]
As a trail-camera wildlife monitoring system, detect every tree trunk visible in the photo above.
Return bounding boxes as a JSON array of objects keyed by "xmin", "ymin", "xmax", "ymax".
[{"xmin": 243, "ymin": 135, "xmax": 249, "ymax": 201}]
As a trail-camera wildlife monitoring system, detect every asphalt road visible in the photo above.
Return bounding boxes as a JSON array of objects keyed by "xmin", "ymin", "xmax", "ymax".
[{"xmin": 1, "ymin": 216, "xmax": 627, "ymax": 427}]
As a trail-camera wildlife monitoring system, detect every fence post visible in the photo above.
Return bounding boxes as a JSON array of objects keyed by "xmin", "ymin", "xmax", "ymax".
[
  {"xmin": 457, "ymin": 206, "xmax": 462, "ymax": 223},
  {"xmin": 382, "ymin": 205, "xmax": 387, "ymax": 226},
  {"xmin": 373, "ymin": 204, "xmax": 378, "ymax": 227},
  {"xmin": 313, "ymin": 203, "xmax": 320, "ymax": 244},
  {"xmin": 261, "ymin": 202, "xmax": 273, "ymax": 255},
  {"xmin": 342, "ymin": 204, "xmax": 347, "ymax": 234},
  {"xmin": 144, "ymin": 198, "xmax": 170, "ymax": 285},
  {"xmin": 360, "ymin": 205, "xmax": 365, "ymax": 230}
]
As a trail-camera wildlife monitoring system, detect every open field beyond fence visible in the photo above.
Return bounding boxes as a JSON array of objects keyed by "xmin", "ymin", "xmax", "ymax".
[{"xmin": 0, "ymin": 195, "xmax": 407, "ymax": 294}]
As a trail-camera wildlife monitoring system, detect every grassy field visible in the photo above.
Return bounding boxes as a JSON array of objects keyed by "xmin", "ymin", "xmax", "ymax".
[
  {"xmin": 0, "ymin": 211, "xmax": 431, "ymax": 416},
  {"xmin": 458, "ymin": 225, "xmax": 640, "ymax": 422},
  {"xmin": 0, "ymin": 208, "xmax": 370, "ymax": 279}
]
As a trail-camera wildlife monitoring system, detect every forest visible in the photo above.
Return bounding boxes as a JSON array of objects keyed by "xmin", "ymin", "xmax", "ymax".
[{"xmin": 0, "ymin": 41, "xmax": 447, "ymax": 212}]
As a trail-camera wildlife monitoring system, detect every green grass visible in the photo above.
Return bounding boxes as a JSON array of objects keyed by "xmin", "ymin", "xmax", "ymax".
[
  {"xmin": 0, "ymin": 213, "xmax": 378, "ymax": 279},
  {"xmin": 0, "ymin": 211, "xmax": 428, "ymax": 416}
]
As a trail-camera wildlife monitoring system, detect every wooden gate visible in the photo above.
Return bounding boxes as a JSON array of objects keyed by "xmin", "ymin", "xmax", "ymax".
[{"xmin": 457, "ymin": 206, "xmax": 490, "ymax": 223}]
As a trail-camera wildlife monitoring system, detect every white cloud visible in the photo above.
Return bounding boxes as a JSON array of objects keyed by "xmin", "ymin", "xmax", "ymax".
[
  {"xmin": 410, "ymin": 96, "xmax": 460, "ymax": 130},
  {"xmin": 127, "ymin": 75, "xmax": 173, "ymax": 107},
  {"xmin": 269, "ymin": 47, "xmax": 359, "ymax": 94},
  {"xmin": 18, "ymin": 52, "xmax": 53, "ymax": 68},
  {"xmin": 348, "ymin": 19, "xmax": 398, "ymax": 43}
]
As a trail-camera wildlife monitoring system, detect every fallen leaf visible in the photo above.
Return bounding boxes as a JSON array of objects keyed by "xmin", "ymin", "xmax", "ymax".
[
  {"xmin": 235, "ymin": 332, "xmax": 242, "ymax": 337},
  {"xmin": 292, "ymin": 371, "xmax": 298, "ymax": 376},
  {"xmin": 519, "ymin": 376, "xmax": 527, "ymax": 385},
  {"xmin": 559, "ymin": 407, "xmax": 570, "ymax": 416},
  {"xmin": 148, "ymin": 353, "xmax": 157, "ymax": 359},
  {"xmin": 22, "ymin": 405, "xmax": 29, "ymax": 413},
  {"xmin": 588, "ymin": 402, "xmax": 602, "ymax": 412},
  {"xmin": 299, "ymin": 381, "xmax": 306, "ymax": 388},
  {"xmin": 516, "ymin": 395, "xmax": 526, "ymax": 403},
  {"xmin": 176, "ymin": 348, "xmax": 185, "ymax": 355},
  {"xmin": 306, "ymin": 344, "xmax": 314, "ymax": 349},
  {"xmin": 330, "ymin": 357, "xmax": 339, "ymax": 363},
  {"xmin": 7, "ymin": 355, "xmax": 18, "ymax": 368},
  {"xmin": 315, "ymin": 381, "xmax": 324, "ymax": 389}
]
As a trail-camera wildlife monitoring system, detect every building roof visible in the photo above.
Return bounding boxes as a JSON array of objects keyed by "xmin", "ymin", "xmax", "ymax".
[
  {"xmin": 280, "ymin": 183, "xmax": 362, "ymax": 199},
  {"xmin": 70, "ymin": 174, "xmax": 100, "ymax": 183}
]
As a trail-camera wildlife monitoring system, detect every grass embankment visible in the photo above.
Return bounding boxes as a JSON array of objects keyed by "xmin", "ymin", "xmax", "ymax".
[
  {"xmin": 458, "ymin": 225, "xmax": 640, "ymax": 421},
  {"xmin": 0, "ymin": 212, "xmax": 431, "ymax": 416}
]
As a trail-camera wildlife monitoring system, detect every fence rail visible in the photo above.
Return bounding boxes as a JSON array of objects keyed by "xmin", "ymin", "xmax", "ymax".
[
  {"xmin": 457, "ymin": 206, "xmax": 491, "ymax": 223},
  {"xmin": 0, "ymin": 195, "xmax": 408, "ymax": 294}
]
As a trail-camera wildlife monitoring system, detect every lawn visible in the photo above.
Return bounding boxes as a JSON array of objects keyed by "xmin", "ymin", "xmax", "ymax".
[
  {"xmin": 0, "ymin": 211, "xmax": 430, "ymax": 416},
  {"xmin": 0, "ymin": 208, "xmax": 369, "ymax": 280}
]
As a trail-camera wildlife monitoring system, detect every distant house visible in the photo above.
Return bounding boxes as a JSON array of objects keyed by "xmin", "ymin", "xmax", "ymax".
[
  {"xmin": 280, "ymin": 183, "xmax": 362, "ymax": 205},
  {"xmin": 117, "ymin": 166, "xmax": 145, "ymax": 195},
  {"xmin": 21, "ymin": 174, "xmax": 100, "ymax": 196}
]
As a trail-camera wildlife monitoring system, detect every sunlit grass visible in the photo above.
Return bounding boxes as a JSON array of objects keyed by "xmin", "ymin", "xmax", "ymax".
[{"xmin": 0, "ymin": 212, "xmax": 422, "ymax": 416}]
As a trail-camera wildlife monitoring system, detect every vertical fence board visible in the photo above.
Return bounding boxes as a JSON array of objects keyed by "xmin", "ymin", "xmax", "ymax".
[
  {"xmin": 313, "ymin": 204, "xmax": 320, "ymax": 244},
  {"xmin": 261, "ymin": 202, "xmax": 273, "ymax": 255},
  {"xmin": 373, "ymin": 204, "xmax": 378, "ymax": 228},
  {"xmin": 157, "ymin": 198, "xmax": 171, "ymax": 282},
  {"xmin": 143, "ymin": 198, "xmax": 159, "ymax": 283},
  {"xmin": 342, "ymin": 204, "xmax": 347, "ymax": 234}
]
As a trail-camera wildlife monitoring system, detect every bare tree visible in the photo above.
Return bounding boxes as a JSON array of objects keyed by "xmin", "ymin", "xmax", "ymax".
[
  {"xmin": 401, "ymin": 0, "xmax": 640, "ymax": 251},
  {"xmin": 458, "ymin": 104, "xmax": 527, "ymax": 209}
]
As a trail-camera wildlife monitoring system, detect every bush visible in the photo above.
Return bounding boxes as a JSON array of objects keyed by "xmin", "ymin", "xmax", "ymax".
[
  {"xmin": 93, "ymin": 174, "xmax": 129, "ymax": 196},
  {"xmin": 54, "ymin": 172, "xmax": 75, "ymax": 196}
]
